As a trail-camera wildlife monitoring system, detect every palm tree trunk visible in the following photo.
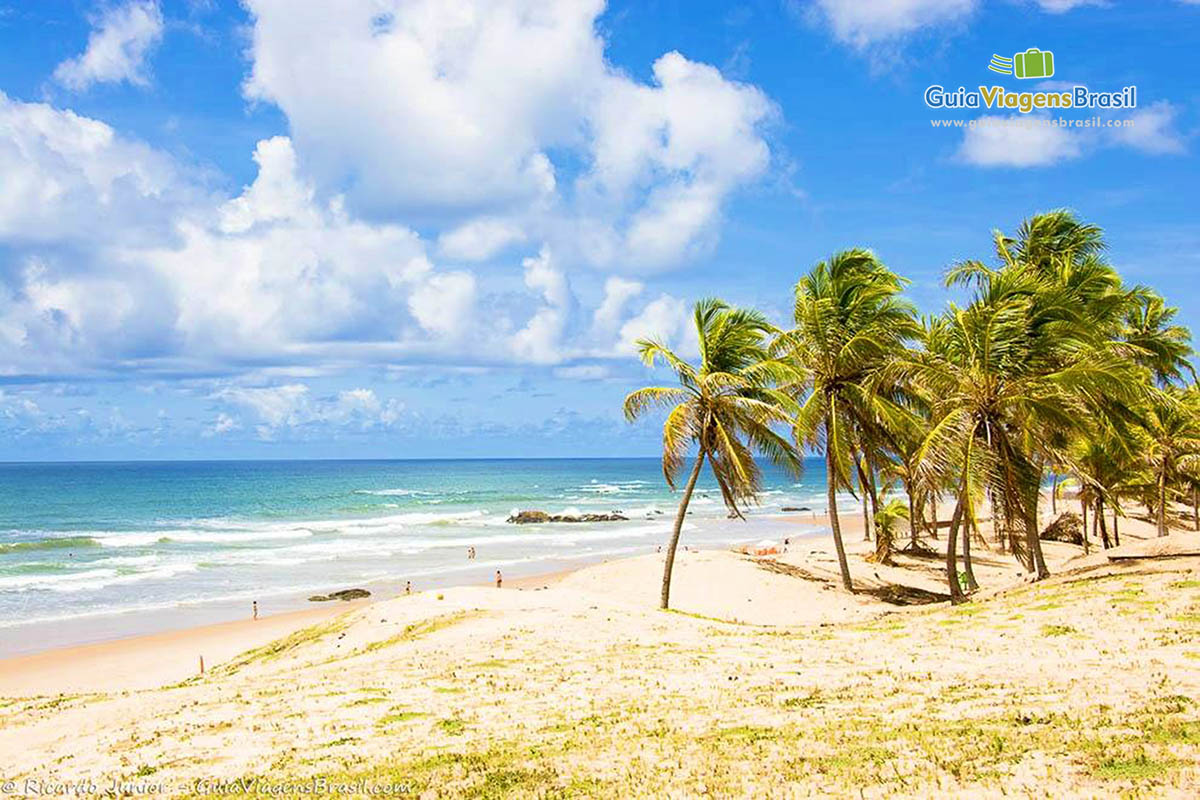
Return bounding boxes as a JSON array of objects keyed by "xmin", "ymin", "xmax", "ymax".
[
  {"xmin": 1026, "ymin": 500, "xmax": 1049, "ymax": 580},
  {"xmin": 1051, "ymin": 473, "xmax": 1058, "ymax": 515},
  {"xmin": 1193, "ymin": 486, "xmax": 1198, "ymax": 532},
  {"xmin": 825, "ymin": 430, "xmax": 854, "ymax": 593},
  {"xmin": 857, "ymin": 457, "xmax": 872, "ymax": 543},
  {"xmin": 946, "ymin": 495, "xmax": 965, "ymax": 603},
  {"xmin": 1096, "ymin": 495, "xmax": 1109, "ymax": 550},
  {"xmin": 1090, "ymin": 498, "xmax": 1097, "ymax": 547},
  {"xmin": 1081, "ymin": 497, "xmax": 1088, "ymax": 546},
  {"xmin": 905, "ymin": 478, "xmax": 919, "ymax": 549},
  {"xmin": 929, "ymin": 492, "xmax": 939, "ymax": 540},
  {"xmin": 660, "ymin": 451, "xmax": 705, "ymax": 610},
  {"xmin": 1112, "ymin": 508, "xmax": 1120, "ymax": 546},
  {"xmin": 866, "ymin": 455, "xmax": 880, "ymax": 538},
  {"xmin": 961, "ymin": 509, "xmax": 978, "ymax": 591},
  {"xmin": 1157, "ymin": 468, "xmax": 1169, "ymax": 537}
]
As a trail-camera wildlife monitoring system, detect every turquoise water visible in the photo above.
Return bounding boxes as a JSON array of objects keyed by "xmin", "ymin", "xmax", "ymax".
[{"xmin": 0, "ymin": 458, "xmax": 840, "ymax": 652}]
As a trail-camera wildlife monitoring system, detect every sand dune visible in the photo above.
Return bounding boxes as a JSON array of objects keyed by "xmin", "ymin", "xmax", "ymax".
[{"xmin": 2, "ymin": 512, "xmax": 1199, "ymax": 797}]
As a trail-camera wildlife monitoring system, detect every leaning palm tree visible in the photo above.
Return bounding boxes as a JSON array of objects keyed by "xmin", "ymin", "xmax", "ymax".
[
  {"xmin": 775, "ymin": 250, "xmax": 918, "ymax": 592},
  {"xmin": 624, "ymin": 299, "xmax": 802, "ymax": 609},
  {"xmin": 1137, "ymin": 388, "xmax": 1200, "ymax": 537},
  {"xmin": 900, "ymin": 280, "xmax": 1141, "ymax": 600}
]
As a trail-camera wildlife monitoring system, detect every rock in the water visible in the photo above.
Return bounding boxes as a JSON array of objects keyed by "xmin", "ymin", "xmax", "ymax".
[
  {"xmin": 781, "ymin": 506, "xmax": 811, "ymax": 512},
  {"xmin": 309, "ymin": 588, "xmax": 371, "ymax": 602},
  {"xmin": 507, "ymin": 510, "xmax": 550, "ymax": 524},
  {"xmin": 1040, "ymin": 512, "xmax": 1083, "ymax": 545},
  {"xmin": 506, "ymin": 510, "xmax": 628, "ymax": 524}
]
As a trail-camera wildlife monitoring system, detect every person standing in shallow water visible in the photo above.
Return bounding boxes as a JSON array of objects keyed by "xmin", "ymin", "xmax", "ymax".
[{"xmin": 495, "ymin": 570, "xmax": 502, "ymax": 588}]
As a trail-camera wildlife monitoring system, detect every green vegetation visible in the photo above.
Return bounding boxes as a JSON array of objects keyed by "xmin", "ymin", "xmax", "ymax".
[
  {"xmin": 627, "ymin": 210, "xmax": 1200, "ymax": 601},
  {"xmin": 357, "ymin": 610, "xmax": 484, "ymax": 655},
  {"xmin": 623, "ymin": 299, "xmax": 803, "ymax": 608},
  {"xmin": 214, "ymin": 615, "xmax": 352, "ymax": 676}
]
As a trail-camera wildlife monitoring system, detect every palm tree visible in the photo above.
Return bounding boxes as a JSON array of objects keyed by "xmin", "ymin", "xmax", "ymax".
[
  {"xmin": 1137, "ymin": 389, "xmax": 1200, "ymax": 537},
  {"xmin": 901, "ymin": 278, "xmax": 1140, "ymax": 599},
  {"xmin": 867, "ymin": 495, "xmax": 908, "ymax": 565},
  {"xmin": 776, "ymin": 250, "xmax": 918, "ymax": 592},
  {"xmin": 1121, "ymin": 293, "xmax": 1195, "ymax": 387},
  {"xmin": 1063, "ymin": 430, "xmax": 1140, "ymax": 550},
  {"xmin": 624, "ymin": 299, "xmax": 803, "ymax": 609}
]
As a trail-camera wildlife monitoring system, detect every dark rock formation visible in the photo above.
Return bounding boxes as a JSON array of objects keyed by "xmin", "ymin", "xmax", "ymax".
[
  {"xmin": 506, "ymin": 510, "xmax": 629, "ymax": 524},
  {"xmin": 1040, "ymin": 512, "xmax": 1083, "ymax": 545},
  {"xmin": 781, "ymin": 506, "xmax": 811, "ymax": 512},
  {"xmin": 309, "ymin": 588, "xmax": 372, "ymax": 602}
]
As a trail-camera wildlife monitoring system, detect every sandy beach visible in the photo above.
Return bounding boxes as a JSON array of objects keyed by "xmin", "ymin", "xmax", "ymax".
[{"xmin": 2, "ymin": 503, "xmax": 1198, "ymax": 797}]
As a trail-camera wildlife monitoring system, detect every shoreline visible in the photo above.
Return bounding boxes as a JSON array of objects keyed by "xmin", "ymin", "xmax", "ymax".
[
  {"xmin": 0, "ymin": 495, "xmax": 1068, "ymax": 695},
  {"xmin": 0, "ymin": 511, "xmax": 832, "ymax": 663},
  {"xmin": 0, "ymin": 562, "xmax": 589, "ymax": 696},
  {"xmin": 0, "ymin": 514, "xmax": 840, "ymax": 695}
]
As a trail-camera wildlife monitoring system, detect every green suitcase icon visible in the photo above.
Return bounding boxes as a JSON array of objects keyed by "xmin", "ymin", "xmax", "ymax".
[{"xmin": 1013, "ymin": 48, "xmax": 1054, "ymax": 79}]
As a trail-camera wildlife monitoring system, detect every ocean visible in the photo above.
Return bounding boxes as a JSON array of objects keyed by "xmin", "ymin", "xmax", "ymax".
[{"xmin": 0, "ymin": 457, "xmax": 846, "ymax": 655}]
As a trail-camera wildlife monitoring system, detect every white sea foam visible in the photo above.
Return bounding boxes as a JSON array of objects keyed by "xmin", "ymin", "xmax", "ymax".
[{"xmin": 0, "ymin": 562, "xmax": 197, "ymax": 593}]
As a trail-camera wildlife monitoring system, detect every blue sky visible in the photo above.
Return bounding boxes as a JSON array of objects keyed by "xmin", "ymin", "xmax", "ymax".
[{"xmin": 0, "ymin": 0, "xmax": 1197, "ymax": 460}]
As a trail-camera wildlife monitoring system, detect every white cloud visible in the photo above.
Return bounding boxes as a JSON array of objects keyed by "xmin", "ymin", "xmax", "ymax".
[
  {"xmin": 54, "ymin": 0, "xmax": 164, "ymax": 90},
  {"xmin": 212, "ymin": 383, "xmax": 405, "ymax": 435},
  {"xmin": 241, "ymin": 0, "xmax": 774, "ymax": 272},
  {"xmin": 806, "ymin": 0, "xmax": 976, "ymax": 47},
  {"xmin": 1110, "ymin": 102, "xmax": 1187, "ymax": 155},
  {"xmin": 957, "ymin": 116, "xmax": 1084, "ymax": 167},
  {"xmin": 437, "ymin": 218, "xmax": 527, "ymax": 261},
  {"xmin": 0, "ymin": 92, "xmax": 198, "ymax": 244},
  {"xmin": 407, "ymin": 272, "xmax": 478, "ymax": 340},
  {"xmin": 805, "ymin": 0, "xmax": 1103, "ymax": 51},
  {"xmin": 1032, "ymin": 0, "xmax": 1105, "ymax": 11},
  {"xmin": 577, "ymin": 52, "xmax": 773, "ymax": 270},
  {"xmin": 616, "ymin": 294, "xmax": 691, "ymax": 357},
  {"xmin": 3, "ymin": 6, "xmax": 749, "ymax": 382},
  {"xmin": 553, "ymin": 365, "xmax": 609, "ymax": 380},
  {"xmin": 216, "ymin": 384, "xmax": 310, "ymax": 428},
  {"xmin": 218, "ymin": 136, "xmax": 317, "ymax": 233},
  {"xmin": 203, "ymin": 412, "xmax": 240, "ymax": 437},
  {"xmin": 591, "ymin": 277, "xmax": 644, "ymax": 336},
  {"xmin": 510, "ymin": 247, "xmax": 571, "ymax": 364},
  {"xmin": 957, "ymin": 104, "xmax": 1187, "ymax": 168}
]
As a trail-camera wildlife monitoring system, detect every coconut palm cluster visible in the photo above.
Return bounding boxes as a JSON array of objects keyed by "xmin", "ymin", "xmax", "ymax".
[{"xmin": 626, "ymin": 210, "xmax": 1199, "ymax": 606}]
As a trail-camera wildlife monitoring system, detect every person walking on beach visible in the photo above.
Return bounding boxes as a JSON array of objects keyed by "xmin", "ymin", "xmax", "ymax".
[
  {"xmin": 495, "ymin": 570, "xmax": 502, "ymax": 588},
  {"xmin": 252, "ymin": 600, "xmax": 258, "ymax": 620},
  {"xmin": 405, "ymin": 581, "xmax": 411, "ymax": 595}
]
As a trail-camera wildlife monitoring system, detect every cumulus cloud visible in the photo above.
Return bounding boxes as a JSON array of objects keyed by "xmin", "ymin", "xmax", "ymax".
[
  {"xmin": 804, "ymin": 0, "xmax": 1104, "ymax": 50},
  {"xmin": 241, "ymin": 0, "xmax": 774, "ymax": 272},
  {"xmin": 616, "ymin": 294, "xmax": 693, "ymax": 357},
  {"xmin": 510, "ymin": 247, "xmax": 572, "ymax": 364},
  {"xmin": 804, "ymin": 0, "xmax": 976, "ymax": 48},
  {"xmin": 591, "ymin": 277, "xmax": 644, "ymax": 337},
  {"xmin": 212, "ymin": 383, "xmax": 405, "ymax": 438},
  {"xmin": 0, "ymin": 94, "xmax": 696, "ymax": 377},
  {"xmin": 437, "ymin": 218, "xmax": 527, "ymax": 261},
  {"xmin": 957, "ymin": 104, "xmax": 1187, "ymax": 167},
  {"xmin": 53, "ymin": 0, "xmax": 164, "ymax": 90},
  {"xmin": 0, "ymin": 92, "xmax": 199, "ymax": 244},
  {"xmin": 957, "ymin": 116, "xmax": 1084, "ymax": 167},
  {"xmin": 4, "ymin": 2, "xmax": 738, "ymax": 383},
  {"xmin": 1110, "ymin": 102, "xmax": 1188, "ymax": 155}
]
